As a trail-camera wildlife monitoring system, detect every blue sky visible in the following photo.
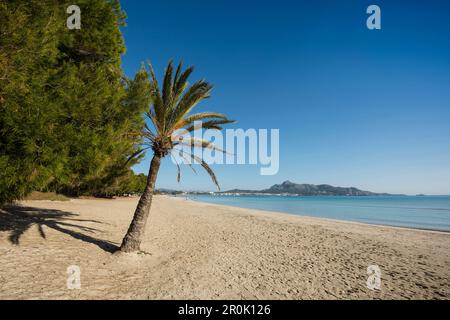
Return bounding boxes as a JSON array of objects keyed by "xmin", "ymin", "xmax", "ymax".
[{"xmin": 120, "ymin": 0, "xmax": 450, "ymax": 195}]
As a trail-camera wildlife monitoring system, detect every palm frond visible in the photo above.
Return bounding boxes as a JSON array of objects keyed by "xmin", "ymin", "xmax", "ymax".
[
  {"xmin": 173, "ymin": 112, "xmax": 230, "ymax": 130},
  {"xmin": 177, "ymin": 153, "xmax": 198, "ymax": 175},
  {"xmin": 145, "ymin": 111, "xmax": 162, "ymax": 136},
  {"xmin": 173, "ymin": 61, "xmax": 183, "ymax": 86},
  {"xmin": 147, "ymin": 62, "xmax": 165, "ymax": 131},
  {"xmin": 173, "ymin": 65, "xmax": 194, "ymax": 100},
  {"xmin": 184, "ymin": 118, "xmax": 235, "ymax": 132},
  {"xmin": 175, "ymin": 137, "xmax": 227, "ymax": 154},
  {"xmin": 140, "ymin": 60, "xmax": 233, "ymax": 190},
  {"xmin": 169, "ymin": 80, "xmax": 213, "ymax": 127},
  {"xmin": 196, "ymin": 155, "xmax": 220, "ymax": 190},
  {"xmin": 142, "ymin": 122, "xmax": 157, "ymax": 142},
  {"xmin": 175, "ymin": 149, "xmax": 220, "ymax": 190},
  {"xmin": 162, "ymin": 60, "xmax": 174, "ymax": 110},
  {"xmin": 124, "ymin": 147, "xmax": 150, "ymax": 166},
  {"xmin": 171, "ymin": 154, "xmax": 182, "ymax": 182}
]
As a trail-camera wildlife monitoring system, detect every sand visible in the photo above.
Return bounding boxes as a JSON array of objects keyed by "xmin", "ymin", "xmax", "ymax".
[{"xmin": 0, "ymin": 196, "xmax": 449, "ymax": 299}]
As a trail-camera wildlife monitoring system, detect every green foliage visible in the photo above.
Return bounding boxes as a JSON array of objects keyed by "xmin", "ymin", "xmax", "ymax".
[
  {"xmin": 110, "ymin": 170, "xmax": 148, "ymax": 196},
  {"xmin": 143, "ymin": 61, "xmax": 235, "ymax": 190},
  {"xmin": 0, "ymin": 0, "xmax": 151, "ymax": 204}
]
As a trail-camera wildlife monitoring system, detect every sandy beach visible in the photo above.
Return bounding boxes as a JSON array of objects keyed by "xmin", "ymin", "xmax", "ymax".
[{"xmin": 0, "ymin": 196, "xmax": 449, "ymax": 299}]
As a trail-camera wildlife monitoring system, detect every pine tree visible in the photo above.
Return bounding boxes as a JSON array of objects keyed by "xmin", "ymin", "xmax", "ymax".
[{"xmin": 0, "ymin": 0, "xmax": 151, "ymax": 204}]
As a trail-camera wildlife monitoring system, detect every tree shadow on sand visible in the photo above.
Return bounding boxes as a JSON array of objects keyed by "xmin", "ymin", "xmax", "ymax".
[{"xmin": 0, "ymin": 205, "xmax": 119, "ymax": 253}]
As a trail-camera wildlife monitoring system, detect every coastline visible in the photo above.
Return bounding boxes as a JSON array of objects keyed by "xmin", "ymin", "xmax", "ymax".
[
  {"xmin": 1, "ymin": 196, "xmax": 449, "ymax": 299},
  {"xmin": 183, "ymin": 195, "xmax": 450, "ymax": 234}
]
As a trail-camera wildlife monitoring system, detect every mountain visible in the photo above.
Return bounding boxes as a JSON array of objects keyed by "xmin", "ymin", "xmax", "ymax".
[{"xmin": 221, "ymin": 180, "xmax": 393, "ymax": 196}]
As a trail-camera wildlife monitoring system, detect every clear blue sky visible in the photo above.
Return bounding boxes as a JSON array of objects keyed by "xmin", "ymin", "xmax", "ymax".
[{"xmin": 120, "ymin": 0, "xmax": 450, "ymax": 195}]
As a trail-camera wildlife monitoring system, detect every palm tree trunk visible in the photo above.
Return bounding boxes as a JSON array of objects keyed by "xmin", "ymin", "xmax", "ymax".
[{"xmin": 120, "ymin": 154, "xmax": 161, "ymax": 252}]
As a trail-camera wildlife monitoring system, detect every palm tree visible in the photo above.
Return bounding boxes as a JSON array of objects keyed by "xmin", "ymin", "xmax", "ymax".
[{"xmin": 120, "ymin": 61, "xmax": 234, "ymax": 253}]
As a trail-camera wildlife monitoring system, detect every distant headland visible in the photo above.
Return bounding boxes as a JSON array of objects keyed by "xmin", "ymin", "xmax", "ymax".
[{"xmin": 157, "ymin": 180, "xmax": 401, "ymax": 196}]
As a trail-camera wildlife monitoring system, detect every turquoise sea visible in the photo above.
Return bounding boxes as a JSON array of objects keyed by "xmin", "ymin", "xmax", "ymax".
[{"xmin": 190, "ymin": 195, "xmax": 450, "ymax": 231}]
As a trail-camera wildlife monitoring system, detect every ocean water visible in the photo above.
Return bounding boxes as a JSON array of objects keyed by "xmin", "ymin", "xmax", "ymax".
[{"xmin": 190, "ymin": 195, "xmax": 450, "ymax": 231}]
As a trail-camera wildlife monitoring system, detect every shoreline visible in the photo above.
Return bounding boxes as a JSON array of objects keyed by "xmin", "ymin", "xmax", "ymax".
[
  {"xmin": 12, "ymin": 194, "xmax": 450, "ymax": 234},
  {"xmin": 178, "ymin": 195, "xmax": 450, "ymax": 234}
]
